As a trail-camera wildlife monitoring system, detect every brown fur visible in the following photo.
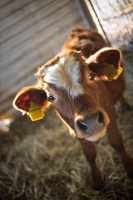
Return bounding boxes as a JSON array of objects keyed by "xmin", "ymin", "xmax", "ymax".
[
  {"xmin": 13, "ymin": 27, "xmax": 133, "ymax": 190},
  {"xmin": 61, "ymin": 26, "xmax": 107, "ymax": 58}
]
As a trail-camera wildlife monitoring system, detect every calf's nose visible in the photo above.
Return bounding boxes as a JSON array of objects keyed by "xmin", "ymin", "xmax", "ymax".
[{"xmin": 76, "ymin": 110, "xmax": 104, "ymax": 134}]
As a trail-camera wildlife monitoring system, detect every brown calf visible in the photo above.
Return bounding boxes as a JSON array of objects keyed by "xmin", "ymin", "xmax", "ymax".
[{"xmin": 13, "ymin": 27, "xmax": 133, "ymax": 189}]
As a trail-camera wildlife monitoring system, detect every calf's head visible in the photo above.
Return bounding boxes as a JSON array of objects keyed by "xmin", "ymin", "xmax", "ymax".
[{"xmin": 13, "ymin": 47, "xmax": 122, "ymax": 141}]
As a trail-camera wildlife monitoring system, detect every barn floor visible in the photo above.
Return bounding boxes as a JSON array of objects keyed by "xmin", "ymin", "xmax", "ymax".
[{"xmin": 0, "ymin": 48, "xmax": 133, "ymax": 200}]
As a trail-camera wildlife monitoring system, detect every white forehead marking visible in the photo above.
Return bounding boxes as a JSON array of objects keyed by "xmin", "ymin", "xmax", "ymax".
[{"xmin": 44, "ymin": 55, "xmax": 84, "ymax": 98}]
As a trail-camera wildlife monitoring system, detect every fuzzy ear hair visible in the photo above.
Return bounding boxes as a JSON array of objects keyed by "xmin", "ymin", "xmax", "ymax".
[
  {"xmin": 86, "ymin": 47, "xmax": 123, "ymax": 80},
  {"xmin": 13, "ymin": 86, "xmax": 49, "ymax": 114}
]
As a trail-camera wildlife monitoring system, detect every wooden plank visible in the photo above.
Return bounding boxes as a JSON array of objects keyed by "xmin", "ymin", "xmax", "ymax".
[
  {"xmin": 0, "ymin": 0, "xmax": 34, "ymax": 20},
  {"xmin": 0, "ymin": 0, "xmax": 53, "ymax": 35},
  {"xmin": 0, "ymin": 0, "xmax": 73, "ymax": 56},
  {"xmin": 0, "ymin": 0, "xmax": 12, "ymax": 8},
  {"xmin": 0, "ymin": 2, "xmax": 78, "ymax": 65}
]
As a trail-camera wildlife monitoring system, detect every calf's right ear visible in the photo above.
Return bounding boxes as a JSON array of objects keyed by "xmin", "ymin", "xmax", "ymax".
[{"xmin": 13, "ymin": 86, "xmax": 49, "ymax": 115}]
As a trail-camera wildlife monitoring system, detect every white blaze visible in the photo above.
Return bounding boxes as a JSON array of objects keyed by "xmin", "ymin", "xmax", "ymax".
[{"xmin": 44, "ymin": 55, "xmax": 84, "ymax": 98}]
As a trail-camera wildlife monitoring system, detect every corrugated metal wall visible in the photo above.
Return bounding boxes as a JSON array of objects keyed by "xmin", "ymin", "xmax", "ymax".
[{"xmin": 0, "ymin": 0, "xmax": 91, "ymax": 119}]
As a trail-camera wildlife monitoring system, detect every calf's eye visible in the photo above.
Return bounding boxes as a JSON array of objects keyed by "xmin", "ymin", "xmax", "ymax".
[
  {"xmin": 89, "ymin": 73, "xmax": 95, "ymax": 80},
  {"xmin": 48, "ymin": 95, "xmax": 55, "ymax": 102}
]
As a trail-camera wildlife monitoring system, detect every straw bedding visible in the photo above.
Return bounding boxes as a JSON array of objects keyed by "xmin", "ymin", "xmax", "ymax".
[{"xmin": 0, "ymin": 49, "xmax": 133, "ymax": 200}]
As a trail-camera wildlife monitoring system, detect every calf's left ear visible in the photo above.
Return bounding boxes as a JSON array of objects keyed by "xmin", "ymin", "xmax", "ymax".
[
  {"xmin": 86, "ymin": 47, "xmax": 123, "ymax": 81},
  {"xmin": 13, "ymin": 86, "xmax": 49, "ymax": 115}
]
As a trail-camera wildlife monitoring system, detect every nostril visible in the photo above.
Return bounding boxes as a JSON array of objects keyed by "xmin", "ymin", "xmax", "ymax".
[
  {"xmin": 97, "ymin": 111, "xmax": 104, "ymax": 124},
  {"xmin": 77, "ymin": 120, "xmax": 89, "ymax": 132}
]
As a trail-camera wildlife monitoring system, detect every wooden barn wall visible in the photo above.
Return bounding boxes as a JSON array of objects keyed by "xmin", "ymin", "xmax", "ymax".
[
  {"xmin": 83, "ymin": 0, "xmax": 133, "ymax": 47},
  {"xmin": 0, "ymin": 0, "xmax": 91, "ymax": 119}
]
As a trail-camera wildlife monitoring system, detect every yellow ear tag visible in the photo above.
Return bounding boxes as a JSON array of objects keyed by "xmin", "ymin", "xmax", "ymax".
[
  {"xmin": 104, "ymin": 64, "xmax": 123, "ymax": 81},
  {"xmin": 113, "ymin": 65, "xmax": 123, "ymax": 80},
  {"xmin": 29, "ymin": 102, "xmax": 44, "ymax": 121}
]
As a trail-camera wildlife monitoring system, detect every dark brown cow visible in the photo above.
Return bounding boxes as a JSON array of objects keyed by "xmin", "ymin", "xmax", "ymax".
[{"xmin": 13, "ymin": 27, "xmax": 133, "ymax": 190}]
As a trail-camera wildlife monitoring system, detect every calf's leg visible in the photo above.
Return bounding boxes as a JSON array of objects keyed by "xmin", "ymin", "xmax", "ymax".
[
  {"xmin": 79, "ymin": 139, "xmax": 103, "ymax": 190},
  {"xmin": 107, "ymin": 124, "xmax": 133, "ymax": 177}
]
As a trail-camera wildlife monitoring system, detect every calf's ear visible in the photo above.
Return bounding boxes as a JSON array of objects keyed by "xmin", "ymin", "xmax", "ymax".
[
  {"xmin": 13, "ymin": 86, "xmax": 49, "ymax": 114},
  {"xmin": 86, "ymin": 47, "xmax": 123, "ymax": 81}
]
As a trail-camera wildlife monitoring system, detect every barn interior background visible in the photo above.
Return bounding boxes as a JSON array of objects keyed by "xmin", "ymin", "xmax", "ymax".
[
  {"xmin": 0, "ymin": 0, "xmax": 133, "ymax": 119},
  {"xmin": 0, "ymin": 0, "xmax": 133, "ymax": 199}
]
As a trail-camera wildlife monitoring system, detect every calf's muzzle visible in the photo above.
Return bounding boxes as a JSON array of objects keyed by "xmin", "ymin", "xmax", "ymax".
[{"xmin": 75, "ymin": 109, "xmax": 110, "ymax": 141}]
